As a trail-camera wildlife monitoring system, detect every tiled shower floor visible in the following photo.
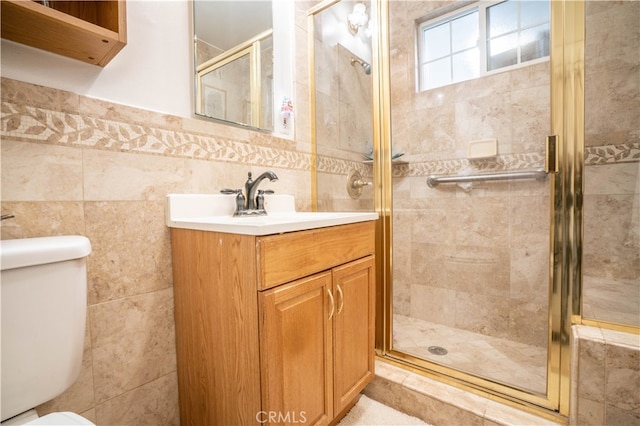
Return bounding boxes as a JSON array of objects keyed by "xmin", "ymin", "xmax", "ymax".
[{"xmin": 392, "ymin": 314, "xmax": 547, "ymax": 394}]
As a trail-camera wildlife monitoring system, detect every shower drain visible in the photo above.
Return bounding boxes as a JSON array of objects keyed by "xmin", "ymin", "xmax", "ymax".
[{"xmin": 428, "ymin": 346, "xmax": 448, "ymax": 355}]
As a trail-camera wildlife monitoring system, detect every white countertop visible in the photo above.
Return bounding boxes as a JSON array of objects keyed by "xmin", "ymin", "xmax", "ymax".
[{"xmin": 166, "ymin": 194, "xmax": 378, "ymax": 236}]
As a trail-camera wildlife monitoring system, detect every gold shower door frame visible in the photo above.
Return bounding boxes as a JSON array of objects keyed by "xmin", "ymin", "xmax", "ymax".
[{"xmin": 370, "ymin": 0, "xmax": 584, "ymax": 419}]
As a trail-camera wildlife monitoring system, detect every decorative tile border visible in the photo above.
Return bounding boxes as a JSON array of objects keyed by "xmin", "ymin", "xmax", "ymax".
[
  {"xmin": 0, "ymin": 100, "xmax": 370, "ymax": 177},
  {"xmin": 585, "ymin": 142, "xmax": 640, "ymax": 166},
  {"xmin": 1, "ymin": 101, "xmax": 312, "ymax": 171},
  {"xmin": 317, "ymin": 140, "xmax": 640, "ymax": 178},
  {"xmin": 389, "ymin": 142, "xmax": 639, "ymax": 178},
  {"xmin": 391, "ymin": 153, "xmax": 546, "ymax": 178},
  {"xmin": 2, "ymin": 101, "xmax": 638, "ymax": 177},
  {"xmin": 316, "ymin": 155, "xmax": 371, "ymax": 176}
]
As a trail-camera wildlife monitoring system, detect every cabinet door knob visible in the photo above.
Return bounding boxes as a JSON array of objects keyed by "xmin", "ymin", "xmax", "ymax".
[
  {"xmin": 336, "ymin": 285, "xmax": 344, "ymax": 315},
  {"xmin": 328, "ymin": 288, "xmax": 335, "ymax": 320}
]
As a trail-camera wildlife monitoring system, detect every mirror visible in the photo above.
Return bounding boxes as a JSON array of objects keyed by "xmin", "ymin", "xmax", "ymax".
[{"xmin": 193, "ymin": 1, "xmax": 294, "ymax": 134}]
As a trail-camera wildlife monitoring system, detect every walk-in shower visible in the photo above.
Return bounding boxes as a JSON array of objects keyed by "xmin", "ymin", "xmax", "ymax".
[{"xmin": 311, "ymin": 0, "xmax": 639, "ymax": 420}]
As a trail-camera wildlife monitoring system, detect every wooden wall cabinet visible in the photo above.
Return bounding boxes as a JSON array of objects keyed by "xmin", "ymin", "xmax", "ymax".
[
  {"xmin": 1, "ymin": 0, "xmax": 127, "ymax": 66},
  {"xmin": 171, "ymin": 221, "xmax": 376, "ymax": 425}
]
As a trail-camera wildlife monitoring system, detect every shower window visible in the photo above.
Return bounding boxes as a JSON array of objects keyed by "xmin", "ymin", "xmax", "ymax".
[
  {"xmin": 418, "ymin": 0, "xmax": 550, "ymax": 91},
  {"xmin": 486, "ymin": 0, "xmax": 550, "ymax": 71},
  {"xmin": 418, "ymin": 9, "xmax": 480, "ymax": 90}
]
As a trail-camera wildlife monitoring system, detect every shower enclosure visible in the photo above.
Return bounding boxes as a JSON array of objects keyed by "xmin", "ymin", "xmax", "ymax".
[
  {"xmin": 377, "ymin": 0, "xmax": 562, "ymax": 413},
  {"xmin": 310, "ymin": 0, "xmax": 639, "ymax": 418},
  {"xmin": 389, "ymin": 0, "xmax": 551, "ymax": 388}
]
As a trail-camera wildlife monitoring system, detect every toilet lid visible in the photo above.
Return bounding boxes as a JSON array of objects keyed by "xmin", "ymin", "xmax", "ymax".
[{"xmin": 25, "ymin": 412, "xmax": 94, "ymax": 426}]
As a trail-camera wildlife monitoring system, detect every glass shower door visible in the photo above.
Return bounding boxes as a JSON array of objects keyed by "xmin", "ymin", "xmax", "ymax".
[
  {"xmin": 581, "ymin": 1, "xmax": 640, "ymax": 330},
  {"xmin": 311, "ymin": 0, "xmax": 375, "ymax": 214},
  {"xmin": 387, "ymin": 0, "xmax": 552, "ymax": 397}
]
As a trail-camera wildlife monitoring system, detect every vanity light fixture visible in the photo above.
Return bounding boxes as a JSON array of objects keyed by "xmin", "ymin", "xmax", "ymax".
[{"xmin": 348, "ymin": 2, "xmax": 368, "ymax": 35}]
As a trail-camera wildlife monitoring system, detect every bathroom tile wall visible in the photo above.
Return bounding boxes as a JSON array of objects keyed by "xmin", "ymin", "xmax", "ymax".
[
  {"xmin": 572, "ymin": 4, "xmax": 640, "ymax": 423},
  {"xmin": 582, "ymin": 0, "xmax": 640, "ymax": 327},
  {"xmin": 388, "ymin": 1, "xmax": 551, "ymax": 348},
  {"xmin": 570, "ymin": 326, "xmax": 640, "ymax": 425}
]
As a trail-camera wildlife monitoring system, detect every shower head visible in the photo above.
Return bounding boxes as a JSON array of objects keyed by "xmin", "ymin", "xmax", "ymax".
[{"xmin": 350, "ymin": 57, "xmax": 371, "ymax": 75}]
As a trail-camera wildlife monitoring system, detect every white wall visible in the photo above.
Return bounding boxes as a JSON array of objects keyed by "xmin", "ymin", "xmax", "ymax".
[{"xmin": 0, "ymin": 1, "xmax": 193, "ymax": 117}]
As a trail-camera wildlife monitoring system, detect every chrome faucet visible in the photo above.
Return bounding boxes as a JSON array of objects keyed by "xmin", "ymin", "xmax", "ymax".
[{"xmin": 245, "ymin": 171, "xmax": 278, "ymax": 211}]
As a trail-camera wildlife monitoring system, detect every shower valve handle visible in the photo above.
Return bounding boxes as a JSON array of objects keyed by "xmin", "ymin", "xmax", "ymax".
[{"xmin": 351, "ymin": 179, "xmax": 371, "ymax": 189}]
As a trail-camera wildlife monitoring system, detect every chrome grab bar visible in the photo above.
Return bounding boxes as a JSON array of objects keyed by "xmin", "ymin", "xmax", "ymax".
[{"xmin": 427, "ymin": 168, "xmax": 547, "ymax": 188}]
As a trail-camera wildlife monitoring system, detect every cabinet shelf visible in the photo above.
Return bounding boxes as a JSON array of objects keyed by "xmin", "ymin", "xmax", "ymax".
[{"xmin": 1, "ymin": 0, "xmax": 127, "ymax": 66}]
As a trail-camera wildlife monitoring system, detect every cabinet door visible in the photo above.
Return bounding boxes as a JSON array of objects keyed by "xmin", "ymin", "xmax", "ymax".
[
  {"xmin": 332, "ymin": 256, "xmax": 375, "ymax": 414},
  {"xmin": 259, "ymin": 272, "xmax": 334, "ymax": 425}
]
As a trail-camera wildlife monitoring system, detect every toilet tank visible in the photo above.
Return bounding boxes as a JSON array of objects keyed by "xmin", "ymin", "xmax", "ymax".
[{"xmin": 1, "ymin": 236, "xmax": 92, "ymax": 422}]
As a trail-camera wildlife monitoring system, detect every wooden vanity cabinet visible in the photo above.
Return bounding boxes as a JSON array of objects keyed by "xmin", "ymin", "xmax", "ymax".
[
  {"xmin": 331, "ymin": 257, "xmax": 375, "ymax": 414},
  {"xmin": 259, "ymin": 256, "xmax": 375, "ymax": 425},
  {"xmin": 1, "ymin": 0, "xmax": 126, "ymax": 66},
  {"xmin": 259, "ymin": 272, "xmax": 334, "ymax": 425},
  {"xmin": 170, "ymin": 221, "xmax": 375, "ymax": 426}
]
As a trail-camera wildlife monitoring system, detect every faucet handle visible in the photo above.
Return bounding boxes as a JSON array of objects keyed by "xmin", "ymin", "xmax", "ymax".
[
  {"xmin": 220, "ymin": 189, "xmax": 247, "ymax": 215},
  {"xmin": 256, "ymin": 189, "xmax": 274, "ymax": 211},
  {"xmin": 220, "ymin": 188, "xmax": 239, "ymax": 194}
]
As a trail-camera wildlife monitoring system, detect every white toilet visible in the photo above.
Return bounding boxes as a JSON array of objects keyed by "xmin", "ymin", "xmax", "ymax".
[{"xmin": 1, "ymin": 236, "xmax": 94, "ymax": 425}]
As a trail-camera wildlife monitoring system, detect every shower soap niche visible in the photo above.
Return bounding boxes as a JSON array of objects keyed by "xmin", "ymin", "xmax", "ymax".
[{"xmin": 467, "ymin": 139, "xmax": 497, "ymax": 159}]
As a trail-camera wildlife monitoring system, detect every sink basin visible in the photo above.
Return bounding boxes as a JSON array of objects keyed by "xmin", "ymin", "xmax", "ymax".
[{"xmin": 166, "ymin": 194, "xmax": 378, "ymax": 236}]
